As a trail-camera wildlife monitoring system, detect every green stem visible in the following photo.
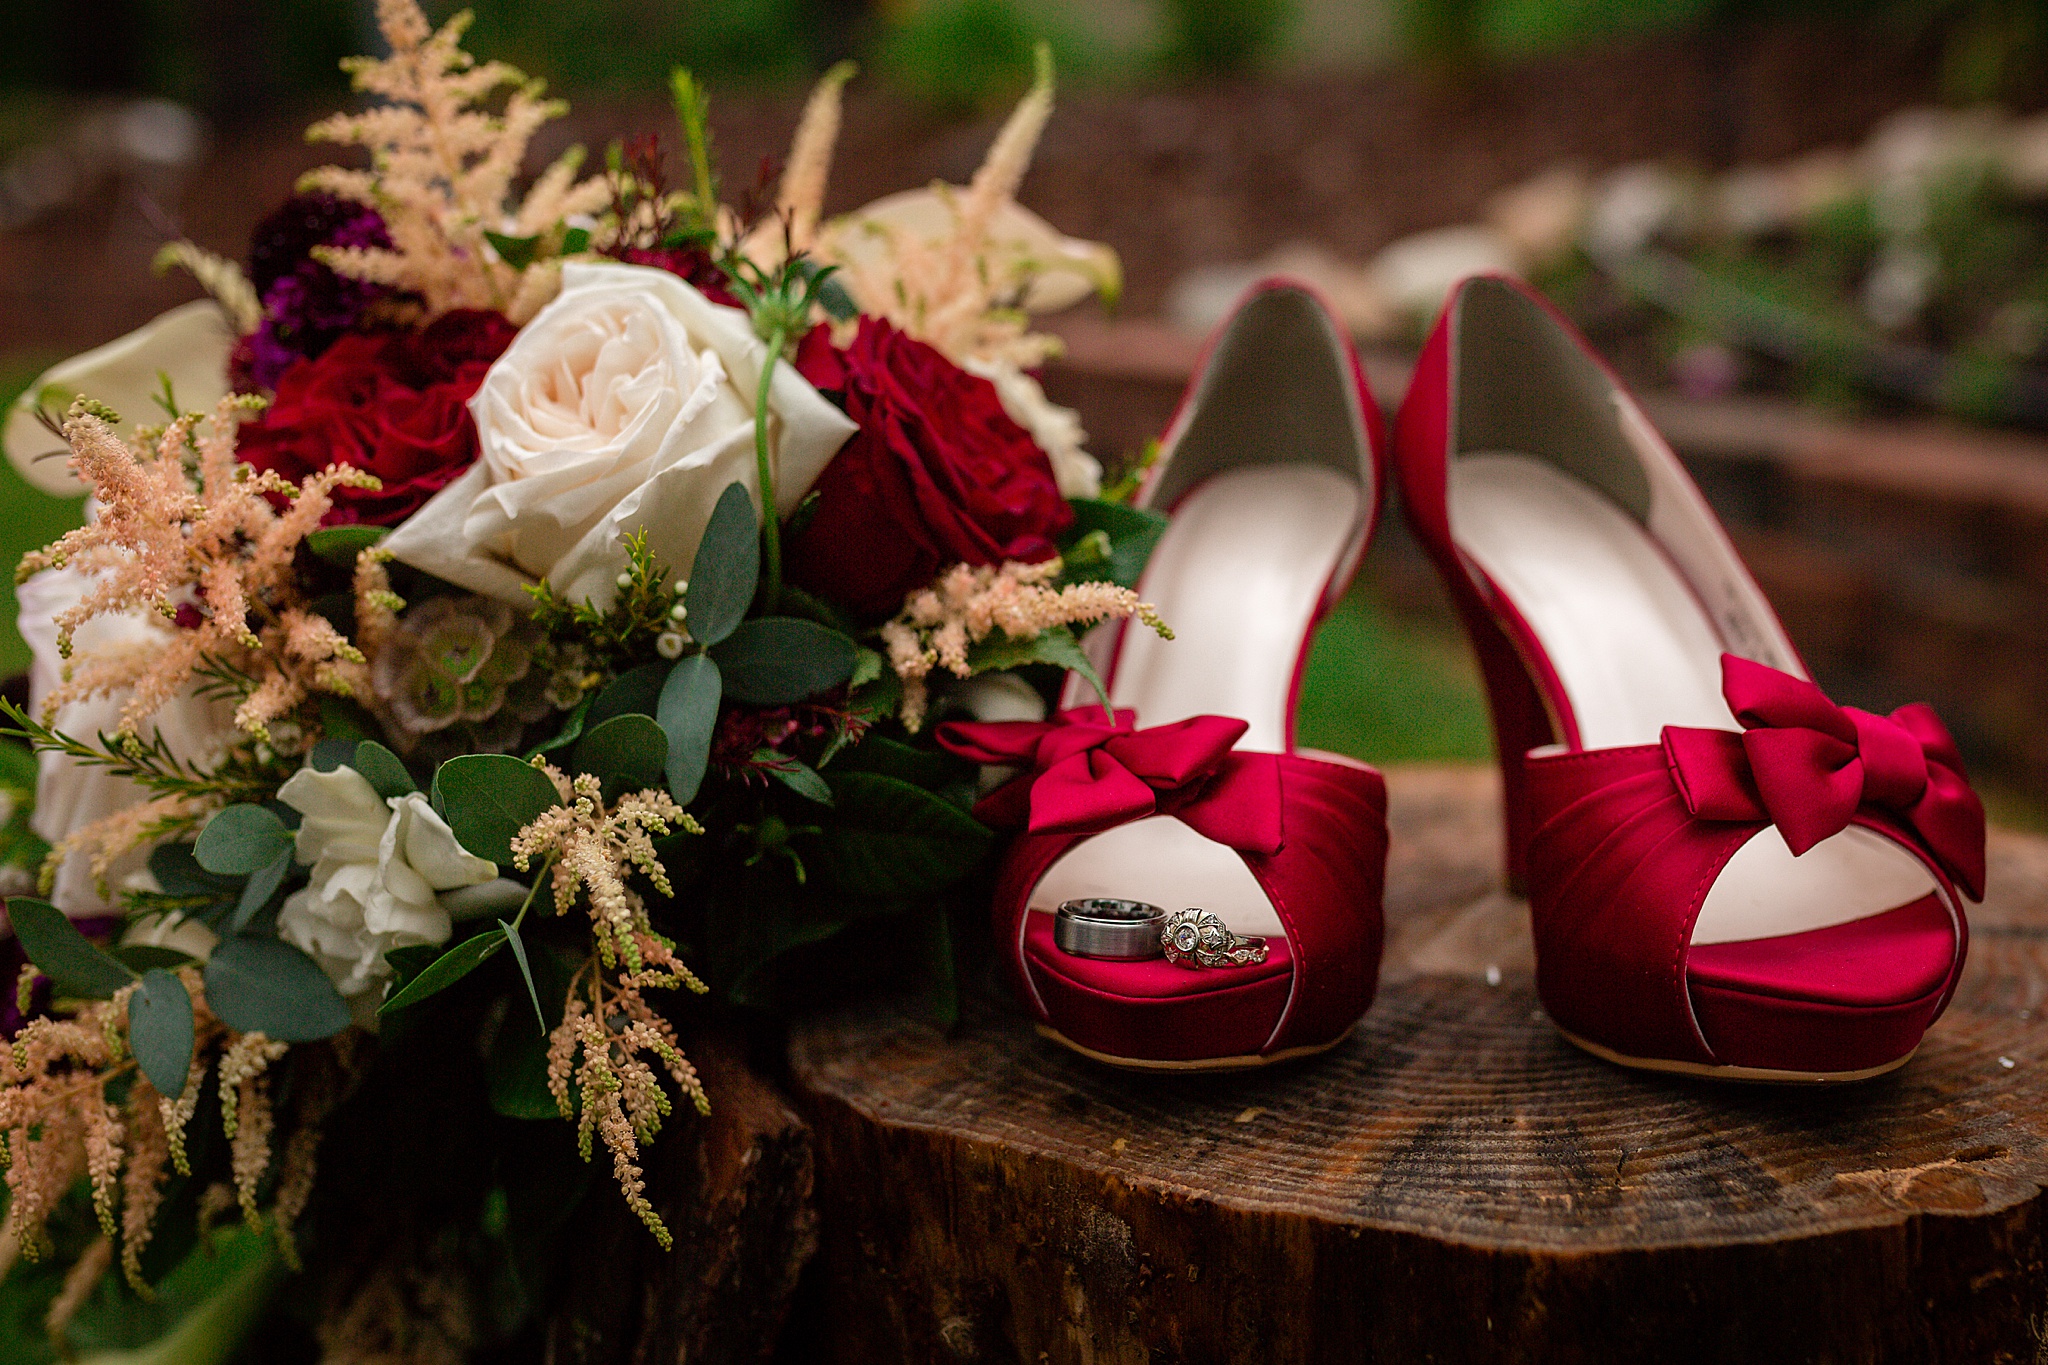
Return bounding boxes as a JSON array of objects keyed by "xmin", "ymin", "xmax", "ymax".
[
  {"xmin": 754, "ymin": 323, "xmax": 788, "ymax": 613},
  {"xmin": 509, "ymin": 854, "xmax": 555, "ymax": 933}
]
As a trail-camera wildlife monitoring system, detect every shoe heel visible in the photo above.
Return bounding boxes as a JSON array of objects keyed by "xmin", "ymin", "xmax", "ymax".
[{"xmin": 1459, "ymin": 603, "xmax": 1555, "ymax": 893}]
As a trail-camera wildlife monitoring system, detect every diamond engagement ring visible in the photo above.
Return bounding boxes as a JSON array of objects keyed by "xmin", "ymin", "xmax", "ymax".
[
  {"xmin": 1054, "ymin": 899, "xmax": 1168, "ymax": 960},
  {"xmin": 1159, "ymin": 908, "xmax": 1269, "ymax": 969}
]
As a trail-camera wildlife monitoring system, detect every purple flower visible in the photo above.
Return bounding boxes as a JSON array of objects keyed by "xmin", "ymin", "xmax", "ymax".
[{"xmin": 231, "ymin": 194, "xmax": 396, "ymax": 393}]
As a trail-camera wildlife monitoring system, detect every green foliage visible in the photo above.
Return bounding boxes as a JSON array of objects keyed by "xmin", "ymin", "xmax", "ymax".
[
  {"xmin": 353, "ymin": 740, "xmax": 418, "ymax": 800},
  {"xmin": 304, "ymin": 524, "xmax": 385, "ymax": 567},
  {"xmin": 1060, "ymin": 498, "xmax": 1169, "ymax": 589},
  {"xmin": 9, "ymin": 897, "xmax": 133, "ymax": 999},
  {"xmin": 711, "ymin": 617, "xmax": 858, "ymax": 704},
  {"xmin": 193, "ymin": 804, "xmax": 292, "ymax": 877},
  {"xmin": 877, "ymin": 0, "xmax": 1077, "ymax": 109},
  {"xmin": 658, "ymin": 653, "xmax": 722, "ymax": 806},
  {"xmin": 965, "ymin": 624, "xmax": 1108, "ymax": 707},
  {"xmin": 1157, "ymin": 0, "xmax": 1295, "ymax": 74},
  {"xmin": 811, "ymin": 772, "xmax": 993, "ymax": 899},
  {"xmin": 128, "ymin": 967, "xmax": 195, "ymax": 1097},
  {"xmin": 586, "ymin": 662, "xmax": 671, "ymax": 730},
  {"xmin": 381, "ymin": 926, "xmax": 506, "ymax": 1016},
  {"xmin": 0, "ymin": 740, "xmax": 48, "ymax": 874},
  {"xmin": 571, "ymin": 713, "xmax": 668, "ymax": 804},
  {"xmin": 686, "ymin": 482, "xmax": 760, "ymax": 648},
  {"xmin": 525, "ymin": 528, "xmax": 683, "ymax": 675},
  {"xmin": 431, "ymin": 754, "xmax": 562, "ymax": 865},
  {"xmin": 203, "ymin": 936, "xmax": 350, "ymax": 1041},
  {"xmin": 0, "ymin": 698, "xmax": 284, "ymax": 812}
]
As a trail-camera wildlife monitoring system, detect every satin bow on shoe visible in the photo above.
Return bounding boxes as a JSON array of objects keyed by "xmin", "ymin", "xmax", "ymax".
[
  {"xmin": 936, "ymin": 707, "xmax": 1285, "ymax": 854},
  {"xmin": 1662, "ymin": 655, "xmax": 1986, "ymax": 900}
]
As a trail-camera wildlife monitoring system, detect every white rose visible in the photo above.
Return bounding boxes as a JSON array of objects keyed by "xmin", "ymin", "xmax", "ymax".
[
  {"xmin": 3, "ymin": 301, "xmax": 234, "ymax": 497},
  {"xmin": 962, "ymin": 357, "xmax": 1101, "ymax": 499},
  {"xmin": 382, "ymin": 261, "xmax": 855, "ymax": 610},
  {"xmin": 17, "ymin": 567, "xmax": 233, "ymax": 916},
  {"xmin": 274, "ymin": 766, "xmax": 497, "ymax": 998}
]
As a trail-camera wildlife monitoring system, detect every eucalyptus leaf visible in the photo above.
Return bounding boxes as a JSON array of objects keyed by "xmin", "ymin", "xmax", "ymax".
[
  {"xmin": 657, "ymin": 653, "xmax": 721, "ymax": 806},
  {"xmin": 229, "ymin": 848, "xmax": 293, "ymax": 935},
  {"xmin": 128, "ymin": 968, "xmax": 196, "ymax": 1097},
  {"xmin": 431, "ymin": 755, "xmax": 560, "ymax": 865},
  {"xmin": 353, "ymin": 740, "xmax": 417, "ymax": 798},
  {"xmin": 194, "ymin": 804, "xmax": 293, "ymax": 877},
  {"xmin": 309, "ymin": 737, "xmax": 356, "ymax": 773},
  {"xmin": 149, "ymin": 842, "xmax": 241, "ymax": 900},
  {"xmin": 710, "ymin": 617, "xmax": 857, "ymax": 704},
  {"xmin": 687, "ymin": 481, "xmax": 760, "ymax": 647},
  {"xmin": 7, "ymin": 897, "xmax": 134, "ymax": 998},
  {"xmin": 204, "ymin": 937, "xmax": 350, "ymax": 1041},
  {"xmin": 112, "ymin": 945, "xmax": 197, "ymax": 973},
  {"xmin": 378, "ymin": 929, "xmax": 506, "ymax": 1015},
  {"xmin": 572, "ymin": 713, "xmax": 668, "ymax": 804},
  {"xmin": 305, "ymin": 525, "xmax": 386, "ymax": 567},
  {"xmin": 586, "ymin": 662, "xmax": 670, "ymax": 728},
  {"xmin": 814, "ymin": 773, "xmax": 994, "ymax": 899}
]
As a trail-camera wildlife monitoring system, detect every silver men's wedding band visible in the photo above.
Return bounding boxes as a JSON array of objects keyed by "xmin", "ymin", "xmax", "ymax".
[{"xmin": 1054, "ymin": 899, "xmax": 1167, "ymax": 960}]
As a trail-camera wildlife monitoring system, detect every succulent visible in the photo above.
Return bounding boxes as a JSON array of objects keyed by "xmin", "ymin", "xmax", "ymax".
[{"xmin": 371, "ymin": 596, "xmax": 565, "ymax": 761}]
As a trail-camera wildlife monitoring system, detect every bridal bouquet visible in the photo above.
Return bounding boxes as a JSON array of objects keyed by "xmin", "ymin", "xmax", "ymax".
[{"xmin": 0, "ymin": 3, "xmax": 1159, "ymax": 1355}]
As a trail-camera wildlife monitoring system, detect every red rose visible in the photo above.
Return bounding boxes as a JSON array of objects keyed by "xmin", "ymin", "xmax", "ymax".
[
  {"xmin": 238, "ymin": 310, "xmax": 517, "ymax": 527},
  {"xmin": 786, "ymin": 318, "xmax": 1073, "ymax": 622}
]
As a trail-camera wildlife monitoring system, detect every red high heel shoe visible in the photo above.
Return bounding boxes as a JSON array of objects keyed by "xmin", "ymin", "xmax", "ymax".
[
  {"xmin": 938, "ymin": 280, "xmax": 1389, "ymax": 1070},
  {"xmin": 1394, "ymin": 274, "xmax": 1983, "ymax": 1081}
]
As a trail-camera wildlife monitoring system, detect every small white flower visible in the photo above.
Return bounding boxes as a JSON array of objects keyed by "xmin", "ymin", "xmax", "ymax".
[
  {"xmin": 668, "ymin": 600, "xmax": 688, "ymax": 622},
  {"xmin": 656, "ymin": 631, "xmax": 687, "ymax": 659},
  {"xmin": 274, "ymin": 765, "xmax": 498, "ymax": 998}
]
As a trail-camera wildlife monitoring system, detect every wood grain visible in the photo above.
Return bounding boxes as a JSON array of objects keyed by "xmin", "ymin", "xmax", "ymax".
[
  {"xmin": 789, "ymin": 765, "xmax": 2048, "ymax": 1364},
  {"xmin": 545, "ymin": 1028, "xmax": 816, "ymax": 1365}
]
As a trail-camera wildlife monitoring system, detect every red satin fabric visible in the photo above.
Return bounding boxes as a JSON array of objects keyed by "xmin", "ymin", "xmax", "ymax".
[
  {"xmin": 1665, "ymin": 656, "xmax": 1986, "ymax": 899},
  {"xmin": 970, "ymin": 743, "xmax": 1389, "ymax": 1063},
  {"xmin": 1520, "ymin": 683, "xmax": 1970, "ymax": 1073},
  {"xmin": 1395, "ymin": 273, "xmax": 1977, "ymax": 1074}
]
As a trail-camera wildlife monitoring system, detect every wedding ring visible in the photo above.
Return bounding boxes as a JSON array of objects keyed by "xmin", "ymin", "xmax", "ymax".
[
  {"xmin": 1054, "ymin": 899, "xmax": 1167, "ymax": 960},
  {"xmin": 1160, "ymin": 908, "xmax": 1269, "ymax": 970}
]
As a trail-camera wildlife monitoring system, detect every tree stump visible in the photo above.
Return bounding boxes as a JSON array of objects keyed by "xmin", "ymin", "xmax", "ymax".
[
  {"xmin": 788, "ymin": 765, "xmax": 2048, "ymax": 1364},
  {"xmin": 544, "ymin": 1028, "xmax": 817, "ymax": 1365}
]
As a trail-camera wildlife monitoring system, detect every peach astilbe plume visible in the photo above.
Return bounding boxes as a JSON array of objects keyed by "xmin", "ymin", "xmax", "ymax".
[
  {"xmin": 879, "ymin": 556, "xmax": 1171, "ymax": 731},
  {"xmin": 816, "ymin": 48, "xmax": 1067, "ymax": 368},
  {"xmin": 0, "ymin": 963, "xmax": 337, "ymax": 1290},
  {"xmin": 20, "ymin": 397, "xmax": 379, "ymax": 743},
  {"xmin": 301, "ymin": 0, "xmax": 609, "ymax": 323},
  {"xmin": 513, "ymin": 766, "xmax": 709, "ymax": 1247}
]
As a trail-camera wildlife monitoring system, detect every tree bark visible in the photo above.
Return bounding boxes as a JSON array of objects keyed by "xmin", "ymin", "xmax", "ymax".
[{"xmin": 789, "ymin": 764, "xmax": 2048, "ymax": 1364}]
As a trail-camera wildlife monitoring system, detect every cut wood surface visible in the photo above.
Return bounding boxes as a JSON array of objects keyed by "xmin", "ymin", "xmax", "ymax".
[
  {"xmin": 789, "ymin": 764, "xmax": 2048, "ymax": 1364},
  {"xmin": 544, "ymin": 1028, "xmax": 816, "ymax": 1365}
]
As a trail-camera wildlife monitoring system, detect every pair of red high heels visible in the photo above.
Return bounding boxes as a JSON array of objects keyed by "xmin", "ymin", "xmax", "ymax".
[{"xmin": 937, "ymin": 275, "xmax": 1985, "ymax": 1083}]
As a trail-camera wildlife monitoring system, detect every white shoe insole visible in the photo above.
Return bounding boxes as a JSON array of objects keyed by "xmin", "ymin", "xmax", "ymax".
[
  {"xmin": 1033, "ymin": 465, "xmax": 1363, "ymax": 942},
  {"xmin": 1450, "ymin": 454, "xmax": 1937, "ymax": 946}
]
